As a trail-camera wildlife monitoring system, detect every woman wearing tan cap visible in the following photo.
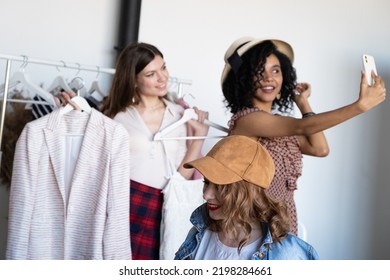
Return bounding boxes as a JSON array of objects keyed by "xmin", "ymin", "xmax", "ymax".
[
  {"xmin": 221, "ymin": 37, "xmax": 386, "ymax": 235},
  {"xmin": 174, "ymin": 135, "xmax": 319, "ymax": 260}
]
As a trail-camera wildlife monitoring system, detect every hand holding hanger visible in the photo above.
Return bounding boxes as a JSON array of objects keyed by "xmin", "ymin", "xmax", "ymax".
[
  {"xmin": 153, "ymin": 108, "xmax": 229, "ymax": 141},
  {"xmin": 56, "ymin": 91, "xmax": 91, "ymax": 114},
  {"xmin": 186, "ymin": 106, "xmax": 210, "ymax": 136}
]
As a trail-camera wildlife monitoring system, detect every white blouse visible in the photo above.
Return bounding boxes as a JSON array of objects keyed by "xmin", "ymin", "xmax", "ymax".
[
  {"xmin": 114, "ymin": 100, "xmax": 187, "ymax": 189},
  {"xmin": 194, "ymin": 229, "xmax": 261, "ymax": 260}
]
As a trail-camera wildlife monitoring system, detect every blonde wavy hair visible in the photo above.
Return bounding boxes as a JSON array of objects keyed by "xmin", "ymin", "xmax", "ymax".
[{"xmin": 208, "ymin": 181, "xmax": 290, "ymax": 252}]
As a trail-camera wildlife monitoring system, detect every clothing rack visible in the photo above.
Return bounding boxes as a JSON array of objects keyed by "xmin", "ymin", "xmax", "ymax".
[{"xmin": 0, "ymin": 53, "xmax": 192, "ymax": 168}]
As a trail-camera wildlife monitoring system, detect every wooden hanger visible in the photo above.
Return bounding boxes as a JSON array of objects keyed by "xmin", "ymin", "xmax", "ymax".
[{"xmin": 153, "ymin": 108, "xmax": 228, "ymax": 141}]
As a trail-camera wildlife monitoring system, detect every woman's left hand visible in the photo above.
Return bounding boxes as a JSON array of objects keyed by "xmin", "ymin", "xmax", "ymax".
[
  {"xmin": 293, "ymin": 83, "xmax": 312, "ymax": 110},
  {"xmin": 294, "ymin": 83, "xmax": 311, "ymax": 100}
]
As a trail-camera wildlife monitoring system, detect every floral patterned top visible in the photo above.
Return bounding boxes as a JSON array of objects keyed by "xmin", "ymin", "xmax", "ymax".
[{"xmin": 228, "ymin": 107, "xmax": 303, "ymax": 235}]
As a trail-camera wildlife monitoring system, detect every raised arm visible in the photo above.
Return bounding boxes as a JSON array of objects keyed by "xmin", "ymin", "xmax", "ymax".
[
  {"xmin": 293, "ymin": 83, "xmax": 329, "ymax": 157},
  {"xmin": 233, "ymin": 72, "xmax": 386, "ymax": 143}
]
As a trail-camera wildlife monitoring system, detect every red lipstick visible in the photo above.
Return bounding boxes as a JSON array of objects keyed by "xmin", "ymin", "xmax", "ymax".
[{"xmin": 207, "ymin": 204, "xmax": 220, "ymax": 211}]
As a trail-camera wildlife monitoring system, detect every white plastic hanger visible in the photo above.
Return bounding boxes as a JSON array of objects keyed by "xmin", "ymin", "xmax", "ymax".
[
  {"xmin": 47, "ymin": 61, "xmax": 76, "ymax": 95},
  {"xmin": 88, "ymin": 80, "xmax": 106, "ymax": 99},
  {"xmin": 0, "ymin": 57, "xmax": 28, "ymax": 95},
  {"xmin": 153, "ymin": 108, "xmax": 229, "ymax": 141},
  {"xmin": 48, "ymin": 75, "xmax": 76, "ymax": 95},
  {"xmin": 87, "ymin": 66, "xmax": 107, "ymax": 100},
  {"xmin": 4, "ymin": 57, "xmax": 56, "ymax": 106},
  {"xmin": 60, "ymin": 95, "xmax": 92, "ymax": 115},
  {"xmin": 68, "ymin": 76, "xmax": 87, "ymax": 97},
  {"xmin": 60, "ymin": 80, "xmax": 91, "ymax": 115}
]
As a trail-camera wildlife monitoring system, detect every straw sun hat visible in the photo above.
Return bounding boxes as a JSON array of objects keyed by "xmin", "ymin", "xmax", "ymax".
[{"xmin": 221, "ymin": 37, "xmax": 294, "ymax": 85}]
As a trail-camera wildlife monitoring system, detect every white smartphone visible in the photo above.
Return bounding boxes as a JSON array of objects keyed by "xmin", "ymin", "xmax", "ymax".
[{"xmin": 362, "ymin": 54, "xmax": 377, "ymax": 86}]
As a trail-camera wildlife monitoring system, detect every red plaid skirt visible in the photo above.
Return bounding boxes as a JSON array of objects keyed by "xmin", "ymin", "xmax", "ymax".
[{"xmin": 130, "ymin": 180, "xmax": 163, "ymax": 260}]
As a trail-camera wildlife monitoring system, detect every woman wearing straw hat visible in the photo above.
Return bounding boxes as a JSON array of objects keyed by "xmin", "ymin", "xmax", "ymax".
[
  {"xmin": 174, "ymin": 135, "xmax": 319, "ymax": 260},
  {"xmin": 221, "ymin": 37, "xmax": 386, "ymax": 235}
]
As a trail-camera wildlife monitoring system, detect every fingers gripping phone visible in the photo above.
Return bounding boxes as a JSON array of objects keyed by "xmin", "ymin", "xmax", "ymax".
[{"xmin": 362, "ymin": 54, "xmax": 377, "ymax": 86}]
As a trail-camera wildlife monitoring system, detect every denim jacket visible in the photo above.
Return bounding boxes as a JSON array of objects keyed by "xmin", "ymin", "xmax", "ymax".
[{"xmin": 174, "ymin": 204, "xmax": 319, "ymax": 260}]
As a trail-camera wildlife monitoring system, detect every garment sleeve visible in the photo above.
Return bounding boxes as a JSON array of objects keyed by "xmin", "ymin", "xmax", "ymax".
[
  {"xmin": 6, "ymin": 123, "xmax": 40, "ymax": 259},
  {"xmin": 103, "ymin": 123, "xmax": 132, "ymax": 260}
]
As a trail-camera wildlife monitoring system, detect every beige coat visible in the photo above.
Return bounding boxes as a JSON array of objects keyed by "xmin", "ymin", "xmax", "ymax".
[{"xmin": 6, "ymin": 109, "xmax": 131, "ymax": 260}]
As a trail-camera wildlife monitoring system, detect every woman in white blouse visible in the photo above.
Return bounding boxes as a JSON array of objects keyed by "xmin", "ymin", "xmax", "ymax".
[{"xmin": 101, "ymin": 42, "xmax": 209, "ymax": 260}]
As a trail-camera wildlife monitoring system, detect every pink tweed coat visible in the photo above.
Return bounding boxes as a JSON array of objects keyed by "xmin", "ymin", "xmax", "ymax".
[{"xmin": 6, "ymin": 108, "xmax": 131, "ymax": 259}]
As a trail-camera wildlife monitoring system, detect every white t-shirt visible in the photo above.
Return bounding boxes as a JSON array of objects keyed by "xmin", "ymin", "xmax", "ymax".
[
  {"xmin": 114, "ymin": 100, "xmax": 187, "ymax": 189},
  {"xmin": 194, "ymin": 229, "xmax": 261, "ymax": 260}
]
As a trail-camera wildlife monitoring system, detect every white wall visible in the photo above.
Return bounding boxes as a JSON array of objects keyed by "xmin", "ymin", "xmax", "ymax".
[
  {"xmin": 1, "ymin": 0, "xmax": 389, "ymax": 260},
  {"xmin": 0, "ymin": 0, "xmax": 120, "ymax": 93}
]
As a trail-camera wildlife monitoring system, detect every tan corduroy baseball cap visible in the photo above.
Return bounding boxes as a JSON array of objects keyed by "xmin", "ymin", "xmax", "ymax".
[
  {"xmin": 184, "ymin": 135, "xmax": 275, "ymax": 188},
  {"xmin": 221, "ymin": 37, "xmax": 294, "ymax": 85}
]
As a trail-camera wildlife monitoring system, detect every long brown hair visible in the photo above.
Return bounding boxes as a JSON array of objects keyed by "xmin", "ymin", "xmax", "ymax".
[
  {"xmin": 101, "ymin": 42, "xmax": 164, "ymax": 118},
  {"xmin": 208, "ymin": 181, "xmax": 290, "ymax": 252}
]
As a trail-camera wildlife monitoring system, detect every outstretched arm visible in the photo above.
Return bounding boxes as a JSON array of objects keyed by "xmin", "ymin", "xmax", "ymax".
[{"xmin": 233, "ymin": 72, "xmax": 386, "ymax": 143}]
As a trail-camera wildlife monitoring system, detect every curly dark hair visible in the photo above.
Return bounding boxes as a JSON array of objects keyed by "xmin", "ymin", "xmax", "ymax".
[{"xmin": 222, "ymin": 40, "xmax": 297, "ymax": 115}]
